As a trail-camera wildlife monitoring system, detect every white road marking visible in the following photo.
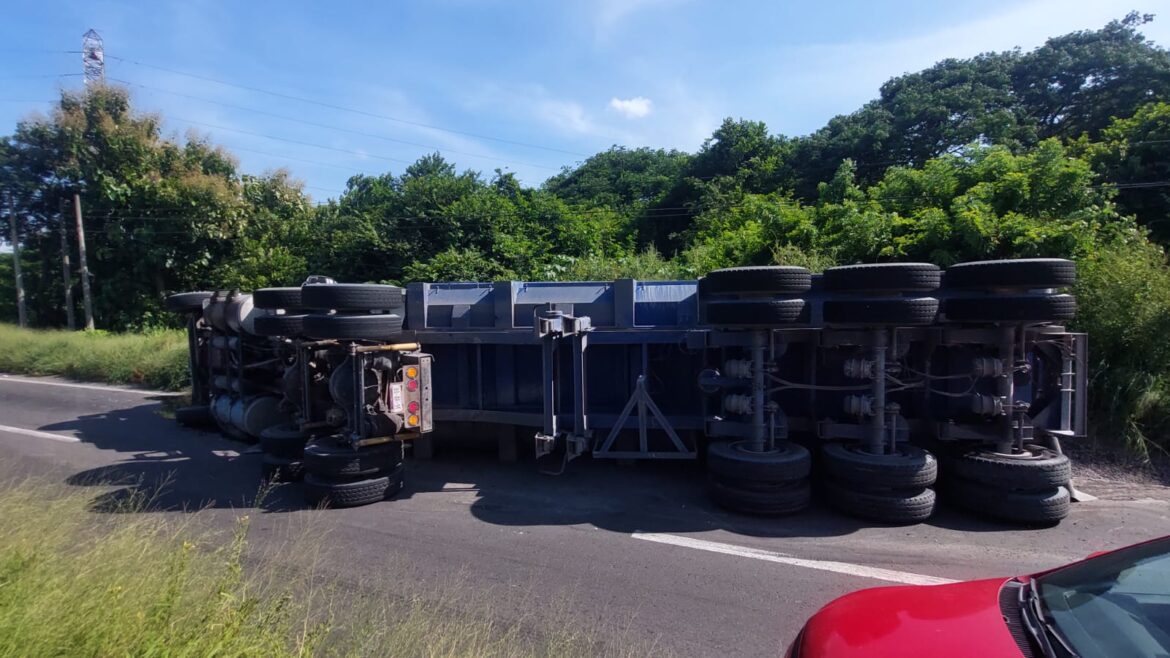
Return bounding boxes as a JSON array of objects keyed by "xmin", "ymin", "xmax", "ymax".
[
  {"xmin": 0, "ymin": 374, "xmax": 176, "ymax": 396},
  {"xmin": 0, "ymin": 424, "xmax": 81, "ymax": 443},
  {"xmin": 632, "ymin": 532, "xmax": 958, "ymax": 586},
  {"xmin": 1069, "ymin": 485, "xmax": 1098, "ymax": 502}
]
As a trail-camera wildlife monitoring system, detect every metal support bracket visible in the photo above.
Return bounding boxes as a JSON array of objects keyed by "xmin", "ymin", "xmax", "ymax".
[
  {"xmin": 299, "ymin": 341, "xmax": 314, "ymax": 426},
  {"xmin": 533, "ymin": 308, "xmax": 593, "ymax": 463},
  {"xmin": 595, "ymin": 374, "xmax": 695, "ymax": 459}
]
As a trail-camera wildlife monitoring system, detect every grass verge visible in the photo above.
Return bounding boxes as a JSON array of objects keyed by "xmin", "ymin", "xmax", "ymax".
[
  {"xmin": 0, "ymin": 324, "xmax": 189, "ymax": 391},
  {"xmin": 0, "ymin": 478, "xmax": 656, "ymax": 657}
]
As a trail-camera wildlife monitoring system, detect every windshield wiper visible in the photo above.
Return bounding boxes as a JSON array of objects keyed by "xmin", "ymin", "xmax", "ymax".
[{"xmin": 1019, "ymin": 579, "xmax": 1081, "ymax": 658}]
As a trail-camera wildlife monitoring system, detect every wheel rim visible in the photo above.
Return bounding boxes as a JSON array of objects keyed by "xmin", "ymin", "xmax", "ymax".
[{"xmin": 979, "ymin": 445, "xmax": 1051, "ymax": 461}]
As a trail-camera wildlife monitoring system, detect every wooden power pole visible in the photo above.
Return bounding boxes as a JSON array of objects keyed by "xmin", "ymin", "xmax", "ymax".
[
  {"xmin": 58, "ymin": 201, "xmax": 75, "ymax": 330},
  {"xmin": 6, "ymin": 193, "xmax": 27, "ymax": 327},
  {"xmin": 72, "ymin": 192, "xmax": 94, "ymax": 330}
]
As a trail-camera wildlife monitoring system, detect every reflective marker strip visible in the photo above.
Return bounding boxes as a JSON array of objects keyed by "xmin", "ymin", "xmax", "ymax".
[{"xmin": 632, "ymin": 532, "xmax": 958, "ymax": 586}]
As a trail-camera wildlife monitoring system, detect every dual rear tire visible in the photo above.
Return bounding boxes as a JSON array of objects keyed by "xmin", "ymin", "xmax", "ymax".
[
  {"xmin": 942, "ymin": 258, "xmax": 1076, "ymax": 323},
  {"xmin": 251, "ymin": 283, "xmax": 408, "ymax": 340},
  {"xmin": 302, "ymin": 439, "xmax": 405, "ymax": 508},
  {"xmin": 941, "ymin": 445, "xmax": 1071, "ymax": 524},
  {"xmin": 700, "ymin": 266, "xmax": 810, "ymax": 328},
  {"xmin": 706, "ymin": 441, "xmax": 812, "ymax": 515},
  {"xmin": 821, "ymin": 443, "xmax": 938, "ymax": 524}
]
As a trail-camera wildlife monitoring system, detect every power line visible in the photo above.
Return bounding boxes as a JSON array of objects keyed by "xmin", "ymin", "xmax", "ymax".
[
  {"xmin": 106, "ymin": 55, "xmax": 591, "ymax": 158},
  {"xmin": 0, "ymin": 48, "xmax": 79, "ymax": 53},
  {"xmin": 30, "ymin": 177, "xmax": 1170, "ymax": 226},
  {"xmin": 113, "ymin": 77, "xmax": 560, "ymax": 171},
  {"xmin": 0, "ymin": 73, "xmax": 81, "ymax": 80},
  {"xmin": 1110, "ymin": 181, "xmax": 1170, "ymax": 189},
  {"xmin": 227, "ymin": 145, "xmax": 366, "ymax": 174},
  {"xmin": 71, "ymin": 200, "xmax": 717, "ymax": 225},
  {"xmin": 166, "ymin": 115, "xmax": 416, "ymax": 166}
]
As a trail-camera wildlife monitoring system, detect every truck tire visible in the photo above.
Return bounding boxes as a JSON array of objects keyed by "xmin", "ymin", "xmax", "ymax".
[
  {"xmin": 823, "ymin": 297, "xmax": 939, "ymax": 325},
  {"xmin": 822, "ymin": 443, "xmax": 938, "ymax": 489},
  {"xmin": 825, "ymin": 480, "xmax": 936, "ymax": 524},
  {"xmin": 945, "ymin": 445, "xmax": 1071, "ymax": 492},
  {"xmin": 301, "ymin": 284, "xmax": 405, "ymax": 312},
  {"xmin": 304, "ymin": 439, "xmax": 403, "ymax": 478},
  {"xmin": 303, "ymin": 467, "xmax": 404, "ymax": 508},
  {"xmin": 253, "ymin": 314, "xmax": 306, "ymax": 337},
  {"xmin": 252, "ymin": 287, "xmax": 304, "ymax": 310},
  {"xmin": 944, "ymin": 294, "xmax": 1076, "ymax": 323},
  {"xmin": 823, "ymin": 263, "xmax": 941, "ymax": 293},
  {"xmin": 705, "ymin": 299, "xmax": 807, "ymax": 326},
  {"xmin": 174, "ymin": 404, "xmax": 213, "ymax": 427},
  {"xmin": 708, "ymin": 477, "xmax": 810, "ymax": 516},
  {"xmin": 259, "ymin": 423, "xmax": 309, "ymax": 459},
  {"xmin": 261, "ymin": 454, "xmax": 304, "ymax": 483},
  {"xmin": 165, "ymin": 291, "xmax": 212, "ymax": 312},
  {"xmin": 302, "ymin": 313, "xmax": 404, "ymax": 340},
  {"xmin": 707, "ymin": 441, "xmax": 811, "ymax": 482},
  {"xmin": 947, "ymin": 479, "xmax": 1070, "ymax": 524},
  {"xmin": 945, "ymin": 259, "xmax": 1075, "ymax": 290},
  {"xmin": 700, "ymin": 266, "xmax": 812, "ymax": 295}
]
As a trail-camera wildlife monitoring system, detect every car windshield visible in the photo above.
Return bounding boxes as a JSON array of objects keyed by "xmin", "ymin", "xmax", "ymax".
[{"xmin": 1038, "ymin": 537, "xmax": 1170, "ymax": 658}]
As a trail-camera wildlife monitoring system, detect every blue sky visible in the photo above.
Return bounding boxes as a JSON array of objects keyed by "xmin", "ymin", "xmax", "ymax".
[{"xmin": 1, "ymin": 0, "xmax": 1167, "ymax": 201}]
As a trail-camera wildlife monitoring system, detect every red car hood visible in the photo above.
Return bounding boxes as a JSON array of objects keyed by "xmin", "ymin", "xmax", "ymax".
[{"xmin": 797, "ymin": 577, "xmax": 1022, "ymax": 658}]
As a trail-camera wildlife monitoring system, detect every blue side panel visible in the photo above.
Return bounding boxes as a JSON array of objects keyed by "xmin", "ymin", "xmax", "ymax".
[
  {"xmin": 407, "ymin": 279, "xmax": 708, "ymax": 448},
  {"xmin": 634, "ymin": 281, "xmax": 698, "ymax": 326},
  {"xmin": 513, "ymin": 281, "xmax": 616, "ymax": 327},
  {"xmin": 410, "ymin": 279, "xmax": 700, "ymax": 331}
]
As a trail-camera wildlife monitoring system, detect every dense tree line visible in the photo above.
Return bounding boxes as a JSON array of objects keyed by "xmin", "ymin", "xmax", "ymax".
[{"xmin": 3, "ymin": 14, "xmax": 1170, "ymax": 453}]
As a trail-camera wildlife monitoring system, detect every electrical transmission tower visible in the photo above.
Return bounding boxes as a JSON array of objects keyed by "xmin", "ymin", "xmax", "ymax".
[{"xmin": 82, "ymin": 29, "xmax": 104, "ymax": 85}]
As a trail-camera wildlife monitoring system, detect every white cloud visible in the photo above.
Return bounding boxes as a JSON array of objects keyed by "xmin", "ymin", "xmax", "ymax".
[
  {"xmin": 608, "ymin": 96, "xmax": 653, "ymax": 119},
  {"xmin": 460, "ymin": 82, "xmax": 628, "ymax": 142},
  {"xmin": 536, "ymin": 98, "xmax": 596, "ymax": 134},
  {"xmin": 593, "ymin": 0, "xmax": 686, "ymax": 40}
]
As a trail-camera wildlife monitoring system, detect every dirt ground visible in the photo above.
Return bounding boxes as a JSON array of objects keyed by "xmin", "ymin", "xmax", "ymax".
[{"xmin": 1068, "ymin": 443, "xmax": 1170, "ymax": 501}]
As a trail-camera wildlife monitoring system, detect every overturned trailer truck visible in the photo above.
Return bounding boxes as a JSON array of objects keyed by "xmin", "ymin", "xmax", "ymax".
[{"xmin": 166, "ymin": 259, "xmax": 1086, "ymax": 524}]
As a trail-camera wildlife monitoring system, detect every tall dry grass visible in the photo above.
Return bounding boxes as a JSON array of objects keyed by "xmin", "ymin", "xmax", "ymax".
[{"xmin": 0, "ymin": 479, "xmax": 659, "ymax": 657}]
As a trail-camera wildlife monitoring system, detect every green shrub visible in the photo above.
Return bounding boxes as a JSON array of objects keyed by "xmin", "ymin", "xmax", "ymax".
[
  {"xmin": 543, "ymin": 248, "xmax": 687, "ymax": 281},
  {"xmin": 769, "ymin": 244, "xmax": 837, "ymax": 272},
  {"xmin": 0, "ymin": 324, "xmax": 189, "ymax": 391},
  {"xmin": 1074, "ymin": 243, "xmax": 1170, "ymax": 458}
]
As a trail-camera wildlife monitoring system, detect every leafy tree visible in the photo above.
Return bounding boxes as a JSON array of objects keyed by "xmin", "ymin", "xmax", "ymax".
[
  {"xmin": 3, "ymin": 87, "xmax": 245, "ymax": 327},
  {"xmin": 644, "ymin": 118, "xmax": 793, "ymax": 252},
  {"xmin": 401, "ymin": 247, "xmax": 513, "ymax": 283},
  {"xmin": 1012, "ymin": 12, "xmax": 1170, "ymax": 141},
  {"xmin": 787, "ymin": 13, "xmax": 1170, "ymax": 199},
  {"xmin": 1087, "ymin": 101, "xmax": 1170, "ymax": 241},
  {"xmin": 543, "ymin": 147, "xmax": 689, "ymax": 210}
]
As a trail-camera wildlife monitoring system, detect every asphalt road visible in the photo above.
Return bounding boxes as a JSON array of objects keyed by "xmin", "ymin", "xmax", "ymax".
[{"xmin": 2, "ymin": 373, "xmax": 1170, "ymax": 656}]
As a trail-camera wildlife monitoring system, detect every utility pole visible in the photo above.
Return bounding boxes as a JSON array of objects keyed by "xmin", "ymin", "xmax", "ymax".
[
  {"xmin": 6, "ymin": 193, "xmax": 27, "ymax": 327},
  {"xmin": 72, "ymin": 193, "xmax": 94, "ymax": 330},
  {"xmin": 58, "ymin": 199, "xmax": 75, "ymax": 330},
  {"xmin": 82, "ymin": 29, "xmax": 104, "ymax": 86}
]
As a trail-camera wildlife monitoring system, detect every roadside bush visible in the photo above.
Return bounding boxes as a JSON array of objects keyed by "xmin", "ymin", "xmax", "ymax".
[
  {"xmin": 543, "ymin": 247, "xmax": 687, "ymax": 281},
  {"xmin": 769, "ymin": 244, "xmax": 837, "ymax": 272},
  {"xmin": 0, "ymin": 324, "xmax": 189, "ymax": 390},
  {"xmin": 400, "ymin": 247, "xmax": 517, "ymax": 284},
  {"xmin": 1074, "ymin": 243, "xmax": 1170, "ymax": 458}
]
